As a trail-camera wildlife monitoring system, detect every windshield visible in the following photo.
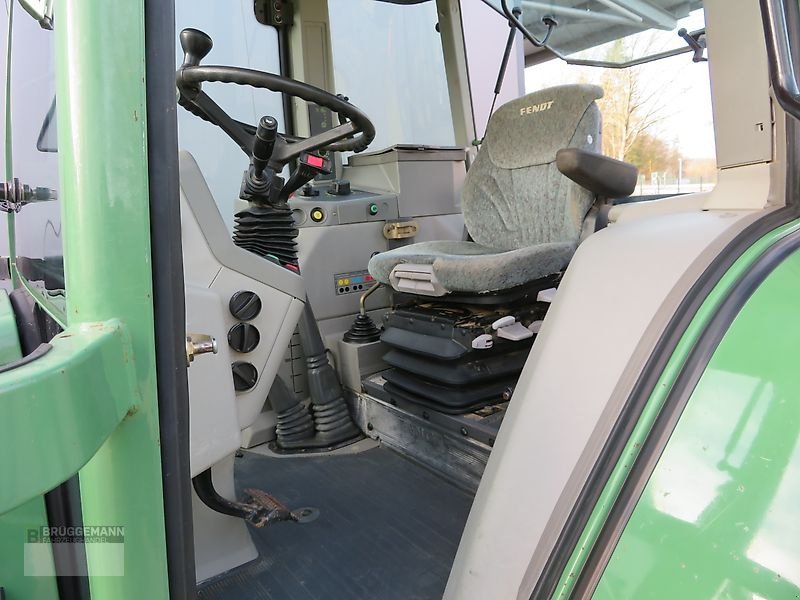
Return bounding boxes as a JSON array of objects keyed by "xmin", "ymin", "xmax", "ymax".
[
  {"xmin": 175, "ymin": 0, "xmax": 285, "ymax": 230},
  {"xmin": 329, "ymin": 0, "xmax": 455, "ymax": 154}
]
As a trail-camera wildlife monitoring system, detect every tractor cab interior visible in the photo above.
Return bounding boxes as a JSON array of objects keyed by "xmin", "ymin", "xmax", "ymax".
[
  {"xmin": 167, "ymin": 0, "xmax": 776, "ymax": 597},
  {"xmin": 3, "ymin": 0, "xmax": 797, "ymax": 596}
]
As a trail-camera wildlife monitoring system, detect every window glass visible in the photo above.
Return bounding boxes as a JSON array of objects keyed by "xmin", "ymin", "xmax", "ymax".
[
  {"xmin": 521, "ymin": 0, "xmax": 704, "ymax": 63},
  {"xmin": 596, "ymin": 248, "xmax": 800, "ymax": 598},
  {"xmin": 525, "ymin": 9, "xmax": 716, "ymax": 196},
  {"xmin": 175, "ymin": 0, "xmax": 285, "ymax": 230},
  {"xmin": 328, "ymin": 0, "xmax": 456, "ymax": 155},
  {"xmin": 6, "ymin": 6, "xmax": 64, "ymax": 301}
]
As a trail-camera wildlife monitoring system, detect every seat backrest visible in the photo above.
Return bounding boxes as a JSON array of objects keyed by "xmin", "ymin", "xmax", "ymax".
[{"xmin": 462, "ymin": 84, "xmax": 603, "ymax": 252}]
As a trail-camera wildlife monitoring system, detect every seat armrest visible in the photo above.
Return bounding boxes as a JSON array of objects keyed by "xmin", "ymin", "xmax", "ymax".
[{"xmin": 556, "ymin": 148, "xmax": 638, "ymax": 198}]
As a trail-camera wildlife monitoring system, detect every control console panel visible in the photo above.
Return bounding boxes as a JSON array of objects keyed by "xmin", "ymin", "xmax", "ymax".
[
  {"xmin": 289, "ymin": 181, "xmax": 399, "ymax": 228},
  {"xmin": 285, "ymin": 182, "xmax": 394, "ymax": 321},
  {"xmin": 334, "ymin": 269, "xmax": 376, "ymax": 296}
]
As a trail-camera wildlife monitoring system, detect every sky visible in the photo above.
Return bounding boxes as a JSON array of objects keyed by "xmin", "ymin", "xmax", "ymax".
[{"xmin": 524, "ymin": 9, "xmax": 717, "ymax": 160}]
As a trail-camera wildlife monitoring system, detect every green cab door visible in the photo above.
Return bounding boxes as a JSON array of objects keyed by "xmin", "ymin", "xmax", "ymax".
[
  {"xmin": 0, "ymin": 1, "xmax": 179, "ymax": 598},
  {"xmin": 560, "ymin": 231, "xmax": 800, "ymax": 599}
]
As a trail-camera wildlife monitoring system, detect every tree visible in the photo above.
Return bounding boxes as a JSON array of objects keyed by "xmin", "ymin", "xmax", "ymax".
[
  {"xmin": 626, "ymin": 132, "xmax": 680, "ymax": 178},
  {"xmin": 596, "ymin": 39, "xmax": 674, "ymax": 162}
]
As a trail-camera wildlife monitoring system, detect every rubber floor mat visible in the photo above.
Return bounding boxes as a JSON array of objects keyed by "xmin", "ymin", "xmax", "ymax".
[{"xmin": 198, "ymin": 446, "xmax": 475, "ymax": 600}]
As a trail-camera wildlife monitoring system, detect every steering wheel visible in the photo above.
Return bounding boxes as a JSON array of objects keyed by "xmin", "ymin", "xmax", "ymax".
[{"xmin": 176, "ymin": 28, "xmax": 375, "ymax": 169}]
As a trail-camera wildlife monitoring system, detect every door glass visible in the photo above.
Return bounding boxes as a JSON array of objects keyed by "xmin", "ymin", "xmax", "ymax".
[
  {"xmin": 3, "ymin": 2, "xmax": 63, "ymax": 315},
  {"xmin": 175, "ymin": 0, "xmax": 285, "ymax": 231},
  {"xmin": 595, "ymin": 248, "xmax": 800, "ymax": 598}
]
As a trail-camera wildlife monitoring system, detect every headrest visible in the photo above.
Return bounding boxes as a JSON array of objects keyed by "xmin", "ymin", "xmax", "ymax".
[{"xmin": 484, "ymin": 84, "xmax": 604, "ymax": 169}]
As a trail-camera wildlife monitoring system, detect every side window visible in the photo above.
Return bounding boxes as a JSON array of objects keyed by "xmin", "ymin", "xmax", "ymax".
[
  {"xmin": 595, "ymin": 247, "xmax": 800, "ymax": 598},
  {"xmin": 175, "ymin": 0, "xmax": 285, "ymax": 230},
  {"xmin": 6, "ymin": 5, "xmax": 63, "ymax": 303},
  {"xmin": 525, "ymin": 9, "xmax": 716, "ymax": 198}
]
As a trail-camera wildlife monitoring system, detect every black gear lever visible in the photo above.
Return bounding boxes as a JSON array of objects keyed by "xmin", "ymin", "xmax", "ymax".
[
  {"xmin": 180, "ymin": 28, "xmax": 213, "ymax": 68},
  {"xmin": 242, "ymin": 115, "xmax": 281, "ymax": 203},
  {"xmin": 252, "ymin": 116, "xmax": 278, "ymax": 175}
]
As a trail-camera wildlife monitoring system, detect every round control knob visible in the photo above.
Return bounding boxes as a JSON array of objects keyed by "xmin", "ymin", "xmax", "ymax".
[
  {"xmin": 331, "ymin": 179, "xmax": 351, "ymax": 196},
  {"xmin": 231, "ymin": 361, "xmax": 259, "ymax": 391},
  {"xmin": 229, "ymin": 290, "xmax": 262, "ymax": 320},
  {"xmin": 228, "ymin": 322, "xmax": 260, "ymax": 353},
  {"xmin": 301, "ymin": 184, "xmax": 320, "ymax": 197}
]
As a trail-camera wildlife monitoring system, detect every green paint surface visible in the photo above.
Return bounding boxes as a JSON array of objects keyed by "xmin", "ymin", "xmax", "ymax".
[
  {"xmin": 0, "ymin": 289, "xmax": 22, "ymax": 367},
  {"xmin": 554, "ymin": 219, "xmax": 800, "ymax": 598},
  {"xmin": 595, "ymin": 246, "xmax": 800, "ymax": 598},
  {"xmin": 0, "ymin": 320, "xmax": 138, "ymax": 515},
  {"xmin": 0, "ymin": 497, "xmax": 60, "ymax": 600},
  {"xmin": 0, "ymin": 287, "xmax": 53, "ymax": 600},
  {"xmin": 56, "ymin": 0, "xmax": 171, "ymax": 596},
  {"xmin": 1, "ymin": 0, "xmax": 170, "ymax": 594},
  {"xmin": 1, "ymin": 8, "xmax": 57, "ymax": 600}
]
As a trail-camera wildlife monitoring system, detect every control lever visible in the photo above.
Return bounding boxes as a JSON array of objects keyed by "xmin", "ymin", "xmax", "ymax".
[
  {"xmin": 252, "ymin": 116, "xmax": 278, "ymax": 175},
  {"xmin": 280, "ymin": 153, "xmax": 331, "ymax": 201},
  {"xmin": 180, "ymin": 28, "xmax": 213, "ymax": 68},
  {"xmin": 178, "ymin": 29, "xmax": 213, "ymax": 99},
  {"xmin": 241, "ymin": 116, "xmax": 280, "ymax": 203}
]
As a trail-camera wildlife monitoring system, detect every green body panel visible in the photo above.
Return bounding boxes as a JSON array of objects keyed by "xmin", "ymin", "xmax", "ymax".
[
  {"xmin": 55, "ymin": 0, "xmax": 171, "ymax": 596},
  {"xmin": 0, "ymin": 497, "xmax": 60, "ymax": 600},
  {"xmin": 0, "ymin": 290, "xmax": 22, "ymax": 367},
  {"xmin": 595, "ymin": 247, "xmax": 800, "ymax": 598},
  {"xmin": 0, "ymin": 320, "xmax": 138, "ymax": 515},
  {"xmin": 0, "ymin": 284, "xmax": 54, "ymax": 600},
  {"xmin": 2, "ymin": 8, "xmax": 57, "ymax": 598},
  {"xmin": 554, "ymin": 218, "xmax": 800, "ymax": 598}
]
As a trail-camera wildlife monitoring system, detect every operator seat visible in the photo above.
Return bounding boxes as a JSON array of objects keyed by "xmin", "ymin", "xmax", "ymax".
[{"xmin": 368, "ymin": 84, "xmax": 637, "ymax": 296}]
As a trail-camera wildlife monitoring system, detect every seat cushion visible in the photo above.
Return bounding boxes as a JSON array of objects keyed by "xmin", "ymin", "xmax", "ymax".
[{"xmin": 368, "ymin": 240, "xmax": 574, "ymax": 294}]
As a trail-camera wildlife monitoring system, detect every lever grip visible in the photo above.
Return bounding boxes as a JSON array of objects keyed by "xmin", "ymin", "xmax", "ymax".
[
  {"xmin": 252, "ymin": 116, "xmax": 278, "ymax": 174},
  {"xmin": 180, "ymin": 28, "xmax": 213, "ymax": 68}
]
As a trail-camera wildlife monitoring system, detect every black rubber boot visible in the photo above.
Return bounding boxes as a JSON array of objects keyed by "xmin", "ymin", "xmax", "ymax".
[
  {"xmin": 269, "ymin": 376, "xmax": 315, "ymax": 447},
  {"xmin": 298, "ymin": 300, "xmax": 361, "ymax": 447},
  {"xmin": 272, "ymin": 300, "xmax": 361, "ymax": 451},
  {"xmin": 343, "ymin": 313, "xmax": 381, "ymax": 343}
]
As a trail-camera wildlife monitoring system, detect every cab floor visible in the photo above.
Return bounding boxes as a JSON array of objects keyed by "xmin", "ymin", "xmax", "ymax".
[{"xmin": 198, "ymin": 445, "xmax": 475, "ymax": 600}]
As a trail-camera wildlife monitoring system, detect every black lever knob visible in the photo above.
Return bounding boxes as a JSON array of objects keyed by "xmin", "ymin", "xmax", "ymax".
[
  {"xmin": 231, "ymin": 361, "xmax": 259, "ymax": 392},
  {"xmin": 252, "ymin": 116, "xmax": 279, "ymax": 175},
  {"xmin": 331, "ymin": 180, "xmax": 352, "ymax": 196},
  {"xmin": 180, "ymin": 28, "xmax": 213, "ymax": 68}
]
